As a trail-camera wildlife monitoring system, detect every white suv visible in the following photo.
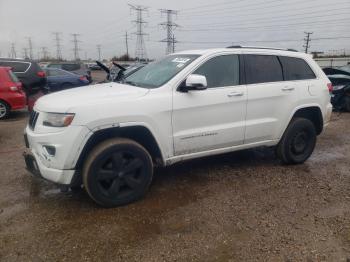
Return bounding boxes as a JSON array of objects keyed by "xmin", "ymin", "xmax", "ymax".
[{"xmin": 24, "ymin": 47, "xmax": 332, "ymax": 207}]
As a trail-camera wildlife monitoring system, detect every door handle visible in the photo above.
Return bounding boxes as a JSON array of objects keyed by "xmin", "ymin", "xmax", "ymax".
[
  {"xmin": 227, "ymin": 91, "xmax": 244, "ymax": 97},
  {"xmin": 282, "ymin": 86, "xmax": 295, "ymax": 91}
]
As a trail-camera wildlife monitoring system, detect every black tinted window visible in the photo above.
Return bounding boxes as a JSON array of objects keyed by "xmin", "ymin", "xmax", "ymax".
[
  {"xmin": 62, "ymin": 64, "xmax": 80, "ymax": 71},
  {"xmin": 193, "ymin": 55, "xmax": 239, "ymax": 88},
  {"xmin": 279, "ymin": 56, "xmax": 316, "ymax": 80},
  {"xmin": 244, "ymin": 55, "xmax": 283, "ymax": 84},
  {"xmin": 0, "ymin": 61, "xmax": 30, "ymax": 73}
]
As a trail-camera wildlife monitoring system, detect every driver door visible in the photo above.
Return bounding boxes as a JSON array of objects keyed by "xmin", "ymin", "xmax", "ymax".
[{"xmin": 172, "ymin": 54, "xmax": 247, "ymax": 155}]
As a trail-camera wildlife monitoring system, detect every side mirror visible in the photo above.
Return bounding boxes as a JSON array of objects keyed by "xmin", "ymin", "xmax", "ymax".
[{"xmin": 185, "ymin": 74, "xmax": 207, "ymax": 91}]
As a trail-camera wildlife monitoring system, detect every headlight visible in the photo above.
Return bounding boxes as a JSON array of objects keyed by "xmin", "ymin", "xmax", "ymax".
[{"xmin": 42, "ymin": 113, "xmax": 75, "ymax": 127}]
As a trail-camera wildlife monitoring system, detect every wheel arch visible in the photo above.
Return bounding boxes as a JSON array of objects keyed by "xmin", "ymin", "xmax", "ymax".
[
  {"xmin": 287, "ymin": 105, "xmax": 324, "ymax": 135},
  {"xmin": 75, "ymin": 125, "xmax": 165, "ymax": 171}
]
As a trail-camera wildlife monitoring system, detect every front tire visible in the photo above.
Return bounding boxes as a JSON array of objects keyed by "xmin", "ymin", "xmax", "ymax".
[
  {"xmin": 82, "ymin": 138, "xmax": 153, "ymax": 207},
  {"xmin": 276, "ymin": 118, "xmax": 316, "ymax": 164},
  {"xmin": 0, "ymin": 100, "xmax": 10, "ymax": 120}
]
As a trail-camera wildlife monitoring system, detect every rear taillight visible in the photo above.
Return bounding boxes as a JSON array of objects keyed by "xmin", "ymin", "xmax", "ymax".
[
  {"xmin": 9, "ymin": 86, "xmax": 19, "ymax": 92},
  {"xmin": 79, "ymin": 76, "xmax": 87, "ymax": 81},
  {"xmin": 327, "ymin": 83, "xmax": 333, "ymax": 93},
  {"xmin": 37, "ymin": 71, "xmax": 46, "ymax": 77}
]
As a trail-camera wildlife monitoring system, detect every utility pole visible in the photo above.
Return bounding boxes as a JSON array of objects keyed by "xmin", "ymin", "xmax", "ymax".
[
  {"xmin": 53, "ymin": 32, "xmax": 63, "ymax": 60},
  {"xmin": 41, "ymin": 47, "xmax": 49, "ymax": 60},
  {"xmin": 10, "ymin": 43, "xmax": 17, "ymax": 58},
  {"xmin": 125, "ymin": 31, "xmax": 130, "ymax": 59},
  {"xmin": 303, "ymin": 32, "xmax": 313, "ymax": 54},
  {"xmin": 26, "ymin": 37, "xmax": 33, "ymax": 59},
  {"xmin": 97, "ymin": 44, "xmax": 101, "ymax": 60},
  {"xmin": 129, "ymin": 4, "xmax": 148, "ymax": 61},
  {"xmin": 71, "ymin": 33, "xmax": 81, "ymax": 61},
  {"xmin": 159, "ymin": 9, "xmax": 179, "ymax": 54}
]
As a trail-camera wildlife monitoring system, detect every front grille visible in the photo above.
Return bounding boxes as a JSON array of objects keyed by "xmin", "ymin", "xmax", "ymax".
[{"xmin": 28, "ymin": 110, "xmax": 39, "ymax": 130}]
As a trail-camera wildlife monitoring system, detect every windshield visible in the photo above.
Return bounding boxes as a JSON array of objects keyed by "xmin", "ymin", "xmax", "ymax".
[{"xmin": 124, "ymin": 55, "xmax": 200, "ymax": 88}]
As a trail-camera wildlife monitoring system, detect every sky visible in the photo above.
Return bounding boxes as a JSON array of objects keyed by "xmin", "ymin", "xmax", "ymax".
[{"xmin": 0, "ymin": 0, "xmax": 349, "ymax": 60}]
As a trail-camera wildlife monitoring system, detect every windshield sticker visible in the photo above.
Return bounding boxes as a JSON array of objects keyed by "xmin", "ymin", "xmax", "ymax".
[
  {"xmin": 177, "ymin": 63, "xmax": 185, "ymax": 68},
  {"xmin": 172, "ymin": 58, "xmax": 191, "ymax": 63}
]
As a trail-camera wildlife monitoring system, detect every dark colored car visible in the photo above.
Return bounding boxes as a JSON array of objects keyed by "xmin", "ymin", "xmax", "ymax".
[
  {"xmin": 96, "ymin": 61, "xmax": 145, "ymax": 82},
  {"xmin": 0, "ymin": 58, "xmax": 47, "ymax": 96},
  {"xmin": 0, "ymin": 67, "xmax": 26, "ymax": 119},
  {"xmin": 44, "ymin": 68, "xmax": 89, "ymax": 92},
  {"xmin": 47, "ymin": 62, "xmax": 92, "ymax": 83}
]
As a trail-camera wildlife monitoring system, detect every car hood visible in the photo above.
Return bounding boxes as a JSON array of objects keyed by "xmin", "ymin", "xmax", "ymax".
[{"xmin": 35, "ymin": 82, "xmax": 150, "ymax": 112}]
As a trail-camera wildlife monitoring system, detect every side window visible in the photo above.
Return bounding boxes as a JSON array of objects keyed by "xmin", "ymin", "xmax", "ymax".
[
  {"xmin": 193, "ymin": 55, "xmax": 239, "ymax": 88},
  {"xmin": 279, "ymin": 56, "xmax": 316, "ymax": 80},
  {"xmin": 244, "ymin": 55, "xmax": 283, "ymax": 84},
  {"xmin": 0, "ymin": 61, "xmax": 30, "ymax": 73},
  {"xmin": 62, "ymin": 64, "xmax": 80, "ymax": 71}
]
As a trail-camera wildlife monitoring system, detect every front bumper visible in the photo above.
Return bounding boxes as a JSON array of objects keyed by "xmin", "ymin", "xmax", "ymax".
[
  {"xmin": 23, "ymin": 150, "xmax": 75, "ymax": 184},
  {"xmin": 24, "ymin": 123, "xmax": 92, "ymax": 185}
]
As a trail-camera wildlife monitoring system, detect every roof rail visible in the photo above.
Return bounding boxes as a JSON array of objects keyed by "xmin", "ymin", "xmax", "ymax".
[{"xmin": 226, "ymin": 45, "xmax": 298, "ymax": 52}]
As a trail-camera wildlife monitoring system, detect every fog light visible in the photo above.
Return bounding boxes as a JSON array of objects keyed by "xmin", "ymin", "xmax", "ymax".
[{"xmin": 43, "ymin": 145, "xmax": 56, "ymax": 156}]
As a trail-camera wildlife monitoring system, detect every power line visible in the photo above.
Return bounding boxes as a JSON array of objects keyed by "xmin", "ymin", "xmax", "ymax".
[
  {"xmin": 97, "ymin": 44, "xmax": 101, "ymax": 60},
  {"xmin": 10, "ymin": 43, "xmax": 17, "ymax": 58},
  {"xmin": 303, "ymin": 32, "xmax": 313, "ymax": 53},
  {"xmin": 53, "ymin": 32, "xmax": 63, "ymax": 60},
  {"xmin": 71, "ymin": 33, "xmax": 81, "ymax": 61},
  {"xmin": 22, "ymin": 48, "xmax": 28, "ymax": 59},
  {"xmin": 129, "ymin": 4, "xmax": 148, "ymax": 61},
  {"xmin": 159, "ymin": 9, "xmax": 179, "ymax": 54}
]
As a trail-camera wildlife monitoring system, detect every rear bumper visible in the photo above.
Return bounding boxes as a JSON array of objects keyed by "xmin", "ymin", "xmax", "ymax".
[{"xmin": 4, "ymin": 92, "xmax": 26, "ymax": 110}]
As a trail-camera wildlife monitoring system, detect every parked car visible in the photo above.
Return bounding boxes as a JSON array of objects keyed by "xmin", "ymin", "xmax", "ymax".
[
  {"xmin": 0, "ymin": 58, "xmax": 47, "ymax": 96},
  {"xmin": 47, "ymin": 62, "xmax": 92, "ymax": 83},
  {"xmin": 96, "ymin": 61, "xmax": 145, "ymax": 82},
  {"xmin": 0, "ymin": 67, "xmax": 26, "ymax": 119},
  {"xmin": 44, "ymin": 68, "xmax": 89, "ymax": 92},
  {"xmin": 24, "ymin": 47, "xmax": 332, "ymax": 207},
  {"xmin": 323, "ymin": 66, "xmax": 350, "ymax": 111}
]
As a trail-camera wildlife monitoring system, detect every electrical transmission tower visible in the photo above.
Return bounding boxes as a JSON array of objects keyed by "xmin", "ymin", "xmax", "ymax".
[
  {"xmin": 124, "ymin": 31, "xmax": 131, "ymax": 59},
  {"xmin": 303, "ymin": 32, "xmax": 313, "ymax": 53},
  {"xmin": 26, "ymin": 37, "xmax": 33, "ymax": 59},
  {"xmin": 71, "ymin": 33, "xmax": 81, "ymax": 61},
  {"xmin": 41, "ymin": 47, "xmax": 49, "ymax": 60},
  {"xmin": 10, "ymin": 43, "xmax": 17, "ymax": 58},
  {"xmin": 23, "ymin": 48, "xmax": 28, "ymax": 59},
  {"xmin": 129, "ymin": 4, "xmax": 148, "ymax": 61},
  {"xmin": 53, "ymin": 32, "xmax": 63, "ymax": 60},
  {"xmin": 97, "ymin": 45, "xmax": 101, "ymax": 60},
  {"xmin": 159, "ymin": 9, "xmax": 179, "ymax": 54}
]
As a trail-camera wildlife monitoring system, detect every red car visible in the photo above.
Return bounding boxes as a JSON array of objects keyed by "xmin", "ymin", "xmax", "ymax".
[{"xmin": 0, "ymin": 67, "xmax": 26, "ymax": 119}]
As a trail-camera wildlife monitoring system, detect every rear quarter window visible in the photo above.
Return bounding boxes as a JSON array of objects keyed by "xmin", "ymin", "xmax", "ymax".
[
  {"xmin": 244, "ymin": 54, "xmax": 283, "ymax": 84},
  {"xmin": 0, "ymin": 61, "xmax": 30, "ymax": 73},
  {"xmin": 278, "ymin": 56, "xmax": 316, "ymax": 80}
]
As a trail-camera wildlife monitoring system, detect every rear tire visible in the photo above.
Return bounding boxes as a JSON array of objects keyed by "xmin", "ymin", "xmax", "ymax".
[
  {"xmin": 276, "ymin": 118, "xmax": 316, "ymax": 164},
  {"xmin": 0, "ymin": 100, "xmax": 10, "ymax": 120},
  {"xmin": 82, "ymin": 138, "xmax": 153, "ymax": 207}
]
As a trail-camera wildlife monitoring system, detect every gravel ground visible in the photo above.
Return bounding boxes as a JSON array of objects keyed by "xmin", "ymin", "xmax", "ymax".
[{"xmin": 1, "ymin": 90, "xmax": 350, "ymax": 261}]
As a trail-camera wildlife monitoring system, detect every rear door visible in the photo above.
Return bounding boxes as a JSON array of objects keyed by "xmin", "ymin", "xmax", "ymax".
[{"xmin": 243, "ymin": 54, "xmax": 300, "ymax": 143}]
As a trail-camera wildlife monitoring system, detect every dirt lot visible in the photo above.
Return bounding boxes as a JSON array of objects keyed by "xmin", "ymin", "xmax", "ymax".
[{"xmin": 1, "ymin": 104, "xmax": 350, "ymax": 261}]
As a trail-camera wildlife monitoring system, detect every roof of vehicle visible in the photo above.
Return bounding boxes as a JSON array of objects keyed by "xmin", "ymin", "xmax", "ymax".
[
  {"xmin": 0, "ymin": 57, "xmax": 34, "ymax": 62},
  {"xmin": 174, "ymin": 47, "xmax": 308, "ymax": 58}
]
